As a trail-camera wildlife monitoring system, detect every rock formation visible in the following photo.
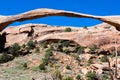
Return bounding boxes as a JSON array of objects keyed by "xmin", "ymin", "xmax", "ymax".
[
  {"xmin": 2, "ymin": 23, "xmax": 120, "ymax": 51},
  {"xmin": 0, "ymin": 8, "xmax": 120, "ymax": 31}
]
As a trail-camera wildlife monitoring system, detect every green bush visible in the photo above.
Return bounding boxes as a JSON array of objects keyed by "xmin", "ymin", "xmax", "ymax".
[
  {"xmin": 74, "ymin": 45, "xmax": 84, "ymax": 54},
  {"xmin": 27, "ymin": 40, "xmax": 35, "ymax": 49},
  {"xmin": 39, "ymin": 63, "xmax": 46, "ymax": 70},
  {"xmin": 85, "ymin": 71, "xmax": 97, "ymax": 80},
  {"xmin": 72, "ymin": 54, "xmax": 80, "ymax": 61},
  {"xmin": 89, "ymin": 45, "xmax": 97, "ymax": 52},
  {"xmin": 87, "ymin": 59, "xmax": 93, "ymax": 66},
  {"xmin": 76, "ymin": 74, "xmax": 81, "ymax": 80},
  {"xmin": 45, "ymin": 48, "xmax": 53, "ymax": 58},
  {"xmin": 54, "ymin": 69, "xmax": 62, "ymax": 79},
  {"xmin": 42, "ymin": 48, "xmax": 53, "ymax": 65},
  {"xmin": 23, "ymin": 62, "xmax": 27, "ymax": 69},
  {"xmin": 22, "ymin": 44, "xmax": 26, "ymax": 48},
  {"xmin": 83, "ymin": 26, "xmax": 88, "ymax": 29},
  {"xmin": 40, "ymin": 41, "xmax": 48, "ymax": 48},
  {"xmin": 102, "ymin": 74, "xmax": 109, "ymax": 80},
  {"xmin": 8, "ymin": 43, "xmax": 21, "ymax": 56},
  {"xmin": 62, "ymin": 76, "xmax": 73, "ymax": 80},
  {"xmin": 66, "ymin": 65, "xmax": 71, "ymax": 70},
  {"xmin": 0, "ymin": 52, "xmax": 14, "ymax": 63},
  {"xmin": 100, "ymin": 55, "xmax": 107, "ymax": 62},
  {"xmin": 65, "ymin": 27, "xmax": 72, "ymax": 32},
  {"xmin": 62, "ymin": 41, "xmax": 70, "ymax": 47},
  {"xmin": 42, "ymin": 57, "xmax": 49, "ymax": 65},
  {"xmin": 63, "ymin": 49, "xmax": 70, "ymax": 54}
]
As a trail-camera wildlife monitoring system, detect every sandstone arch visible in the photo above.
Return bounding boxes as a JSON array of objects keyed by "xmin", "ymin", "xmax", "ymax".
[{"xmin": 0, "ymin": 8, "xmax": 120, "ymax": 31}]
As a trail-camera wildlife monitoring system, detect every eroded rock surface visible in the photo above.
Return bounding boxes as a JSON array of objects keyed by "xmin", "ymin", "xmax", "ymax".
[{"xmin": 2, "ymin": 23, "xmax": 120, "ymax": 51}]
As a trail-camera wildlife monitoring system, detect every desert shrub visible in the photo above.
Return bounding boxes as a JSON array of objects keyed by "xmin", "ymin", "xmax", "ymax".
[
  {"xmin": 8, "ymin": 43, "xmax": 21, "ymax": 56},
  {"xmin": 17, "ymin": 62, "xmax": 28, "ymax": 70},
  {"xmin": 45, "ymin": 48, "xmax": 53, "ymax": 58},
  {"xmin": 54, "ymin": 69, "xmax": 62, "ymax": 80},
  {"xmin": 63, "ymin": 49, "xmax": 70, "ymax": 54},
  {"xmin": 66, "ymin": 65, "xmax": 71, "ymax": 70},
  {"xmin": 31, "ymin": 66, "xmax": 40, "ymax": 71},
  {"xmin": 39, "ymin": 63, "xmax": 46, "ymax": 70},
  {"xmin": 0, "ymin": 52, "xmax": 14, "ymax": 63},
  {"xmin": 71, "ymin": 54, "xmax": 80, "ymax": 61},
  {"xmin": 83, "ymin": 26, "xmax": 88, "ymax": 29},
  {"xmin": 102, "ymin": 74, "xmax": 109, "ymax": 80},
  {"xmin": 85, "ymin": 71, "xmax": 97, "ymax": 80},
  {"xmin": 22, "ymin": 44, "xmax": 26, "ymax": 48},
  {"xmin": 89, "ymin": 45, "xmax": 97, "ymax": 52},
  {"xmin": 23, "ymin": 62, "xmax": 27, "ymax": 69},
  {"xmin": 65, "ymin": 27, "xmax": 72, "ymax": 32},
  {"xmin": 100, "ymin": 55, "xmax": 107, "ymax": 62},
  {"xmin": 42, "ymin": 48, "xmax": 53, "ymax": 65},
  {"xmin": 62, "ymin": 76, "xmax": 73, "ymax": 80},
  {"xmin": 87, "ymin": 59, "xmax": 93, "ymax": 66},
  {"xmin": 42, "ymin": 57, "xmax": 49, "ymax": 65},
  {"xmin": 62, "ymin": 41, "xmax": 70, "ymax": 47},
  {"xmin": 27, "ymin": 40, "xmax": 35, "ymax": 49},
  {"xmin": 35, "ymin": 47, "xmax": 40, "ymax": 53},
  {"xmin": 76, "ymin": 74, "xmax": 81, "ymax": 80},
  {"xmin": 40, "ymin": 41, "xmax": 48, "ymax": 48},
  {"xmin": 74, "ymin": 45, "xmax": 84, "ymax": 54},
  {"xmin": 58, "ymin": 40, "xmax": 70, "ymax": 47}
]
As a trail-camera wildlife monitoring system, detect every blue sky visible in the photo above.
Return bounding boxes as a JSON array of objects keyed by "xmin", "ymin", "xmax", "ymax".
[{"xmin": 0, "ymin": 0, "xmax": 120, "ymax": 27}]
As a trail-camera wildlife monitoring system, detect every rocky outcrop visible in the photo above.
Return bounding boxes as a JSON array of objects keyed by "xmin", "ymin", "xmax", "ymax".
[
  {"xmin": 0, "ymin": 8, "xmax": 120, "ymax": 31},
  {"xmin": 2, "ymin": 23, "xmax": 120, "ymax": 51}
]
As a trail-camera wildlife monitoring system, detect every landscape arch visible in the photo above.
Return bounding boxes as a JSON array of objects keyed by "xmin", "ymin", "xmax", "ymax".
[{"xmin": 0, "ymin": 8, "xmax": 120, "ymax": 31}]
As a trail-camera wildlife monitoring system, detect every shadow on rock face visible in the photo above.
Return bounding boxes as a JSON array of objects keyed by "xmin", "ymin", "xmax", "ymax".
[
  {"xmin": 0, "ymin": 32, "xmax": 7, "ymax": 52},
  {"xmin": 27, "ymin": 26, "xmax": 35, "ymax": 37}
]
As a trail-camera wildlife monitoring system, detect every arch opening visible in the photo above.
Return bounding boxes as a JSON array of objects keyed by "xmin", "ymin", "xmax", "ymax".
[{"xmin": 8, "ymin": 16, "xmax": 102, "ymax": 28}]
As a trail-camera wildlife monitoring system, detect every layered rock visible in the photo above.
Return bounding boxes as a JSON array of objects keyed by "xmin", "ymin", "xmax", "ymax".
[{"xmin": 1, "ymin": 23, "xmax": 120, "ymax": 51}]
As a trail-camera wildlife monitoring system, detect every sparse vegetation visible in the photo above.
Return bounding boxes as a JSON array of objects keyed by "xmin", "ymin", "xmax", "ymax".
[
  {"xmin": 0, "ymin": 52, "xmax": 14, "ymax": 63},
  {"xmin": 89, "ymin": 45, "xmax": 97, "ymax": 53},
  {"xmin": 102, "ymin": 74, "xmax": 109, "ymax": 80},
  {"xmin": 40, "ymin": 41, "xmax": 48, "ymax": 48},
  {"xmin": 1, "ymin": 35, "xmax": 120, "ymax": 80},
  {"xmin": 27, "ymin": 40, "xmax": 35, "ymax": 50},
  {"xmin": 42, "ymin": 48, "xmax": 53, "ymax": 65},
  {"xmin": 65, "ymin": 27, "xmax": 72, "ymax": 32},
  {"xmin": 8, "ymin": 43, "xmax": 21, "ymax": 56},
  {"xmin": 76, "ymin": 74, "xmax": 81, "ymax": 80},
  {"xmin": 85, "ymin": 71, "xmax": 97, "ymax": 80},
  {"xmin": 87, "ymin": 59, "xmax": 93, "ymax": 66},
  {"xmin": 83, "ymin": 26, "xmax": 88, "ymax": 29},
  {"xmin": 100, "ymin": 55, "xmax": 107, "ymax": 62},
  {"xmin": 66, "ymin": 65, "xmax": 71, "ymax": 70},
  {"xmin": 71, "ymin": 54, "xmax": 80, "ymax": 61},
  {"xmin": 74, "ymin": 45, "xmax": 84, "ymax": 54},
  {"xmin": 63, "ymin": 49, "xmax": 70, "ymax": 54},
  {"xmin": 62, "ymin": 76, "xmax": 73, "ymax": 80},
  {"xmin": 35, "ymin": 47, "xmax": 40, "ymax": 53},
  {"xmin": 22, "ymin": 44, "xmax": 26, "ymax": 48},
  {"xmin": 22, "ymin": 62, "xmax": 27, "ymax": 69},
  {"xmin": 53, "ymin": 69, "xmax": 62, "ymax": 80},
  {"xmin": 39, "ymin": 63, "xmax": 46, "ymax": 70}
]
